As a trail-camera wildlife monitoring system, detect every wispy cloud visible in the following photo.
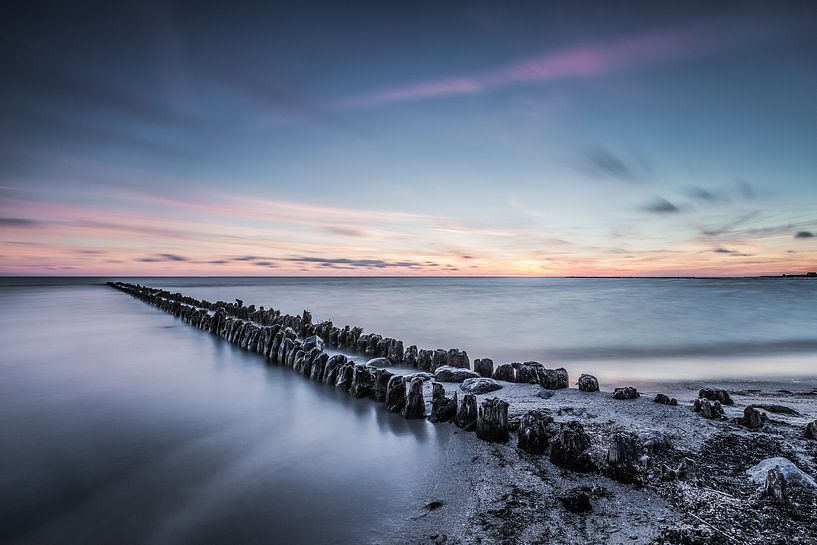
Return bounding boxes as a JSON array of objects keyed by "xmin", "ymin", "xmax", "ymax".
[
  {"xmin": 642, "ymin": 197, "xmax": 680, "ymax": 214},
  {"xmin": 344, "ymin": 16, "xmax": 792, "ymax": 107},
  {"xmin": 574, "ymin": 147, "xmax": 652, "ymax": 184}
]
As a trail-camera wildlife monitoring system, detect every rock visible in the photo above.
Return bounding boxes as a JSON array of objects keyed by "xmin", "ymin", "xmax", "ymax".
[
  {"xmin": 677, "ymin": 458, "xmax": 697, "ymax": 482},
  {"xmin": 366, "ymin": 357, "xmax": 392, "ymax": 367},
  {"xmin": 434, "ymin": 366, "xmax": 480, "ymax": 383},
  {"xmin": 606, "ymin": 432, "xmax": 641, "ymax": 483},
  {"xmin": 402, "ymin": 377, "xmax": 425, "ymax": 419},
  {"xmin": 459, "ymin": 377, "xmax": 502, "ymax": 395},
  {"xmin": 660, "ymin": 464, "xmax": 677, "ymax": 482},
  {"xmin": 550, "ymin": 421, "xmax": 595, "ymax": 472},
  {"xmin": 404, "ymin": 372, "xmax": 434, "ymax": 382},
  {"xmin": 429, "ymin": 383, "xmax": 457, "ymax": 423},
  {"xmin": 492, "ymin": 363, "xmax": 516, "ymax": 382},
  {"xmin": 612, "ymin": 387, "xmax": 639, "ymax": 400},
  {"xmin": 640, "ymin": 431, "xmax": 672, "ymax": 453},
  {"xmin": 577, "ymin": 374, "xmax": 599, "ymax": 392},
  {"xmin": 536, "ymin": 389, "xmax": 555, "ymax": 399},
  {"xmin": 746, "ymin": 457, "xmax": 817, "ymax": 488},
  {"xmin": 694, "ymin": 398, "xmax": 724, "ymax": 419},
  {"xmin": 698, "ymin": 387, "xmax": 734, "ymax": 405},
  {"xmin": 558, "ymin": 488, "xmax": 592, "ymax": 513},
  {"xmin": 806, "ymin": 420, "xmax": 817, "ymax": 440},
  {"xmin": 517, "ymin": 410, "xmax": 553, "ymax": 455},
  {"xmin": 373, "ymin": 369, "xmax": 394, "ymax": 402},
  {"xmin": 653, "ymin": 393, "xmax": 677, "ymax": 405},
  {"xmin": 385, "ymin": 375, "xmax": 406, "ymax": 413},
  {"xmin": 749, "ymin": 403, "xmax": 799, "ymax": 415},
  {"xmin": 476, "ymin": 398, "xmax": 509, "ymax": 443},
  {"xmin": 455, "ymin": 394, "xmax": 478, "ymax": 431},
  {"xmin": 447, "ymin": 349, "xmax": 469, "ymax": 369},
  {"xmin": 738, "ymin": 406, "xmax": 765, "ymax": 429},
  {"xmin": 474, "ymin": 358, "xmax": 494, "ymax": 378},
  {"xmin": 759, "ymin": 468, "xmax": 788, "ymax": 505},
  {"xmin": 302, "ymin": 335, "xmax": 324, "ymax": 352}
]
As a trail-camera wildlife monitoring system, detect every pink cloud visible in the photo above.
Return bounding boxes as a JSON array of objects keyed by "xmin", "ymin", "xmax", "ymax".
[{"xmin": 346, "ymin": 17, "xmax": 790, "ymax": 107}]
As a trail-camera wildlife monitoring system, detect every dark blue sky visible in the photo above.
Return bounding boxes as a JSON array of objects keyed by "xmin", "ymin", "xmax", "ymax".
[{"xmin": 2, "ymin": 1, "xmax": 816, "ymax": 275}]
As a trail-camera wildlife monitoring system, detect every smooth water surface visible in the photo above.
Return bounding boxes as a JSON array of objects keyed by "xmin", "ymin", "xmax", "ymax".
[
  {"xmin": 135, "ymin": 276, "xmax": 816, "ymax": 381},
  {"xmin": 0, "ymin": 280, "xmax": 465, "ymax": 545}
]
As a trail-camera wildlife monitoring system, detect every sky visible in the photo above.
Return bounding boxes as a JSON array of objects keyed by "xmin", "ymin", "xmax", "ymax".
[{"xmin": 1, "ymin": 1, "xmax": 816, "ymax": 276}]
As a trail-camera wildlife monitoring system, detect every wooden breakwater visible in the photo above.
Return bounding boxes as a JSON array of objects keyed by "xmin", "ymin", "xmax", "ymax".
[{"xmin": 106, "ymin": 281, "xmax": 515, "ymax": 442}]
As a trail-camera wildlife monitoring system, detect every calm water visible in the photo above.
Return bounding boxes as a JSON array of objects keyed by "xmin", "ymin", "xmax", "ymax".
[
  {"xmin": 1, "ymin": 277, "xmax": 816, "ymax": 544},
  {"xmin": 131, "ymin": 276, "xmax": 814, "ymax": 380}
]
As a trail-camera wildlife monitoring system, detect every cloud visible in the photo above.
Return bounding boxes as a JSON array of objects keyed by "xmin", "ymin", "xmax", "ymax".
[
  {"xmin": 344, "ymin": 16, "xmax": 793, "ymax": 107},
  {"xmin": 253, "ymin": 261, "xmax": 277, "ymax": 267},
  {"xmin": 285, "ymin": 257, "xmax": 423, "ymax": 269},
  {"xmin": 735, "ymin": 179, "xmax": 755, "ymax": 200},
  {"xmin": 714, "ymin": 247, "xmax": 752, "ymax": 256},
  {"xmin": 682, "ymin": 185, "xmax": 726, "ymax": 204},
  {"xmin": 699, "ymin": 211, "xmax": 762, "ymax": 237},
  {"xmin": 325, "ymin": 226, "xmax": 366, "ymax": 237},
  {"xmin": 642, "ymin": 197, "xmax": 680, "ymax": 214},
  {"xmin": 157, "ymin": 253, "xmax": 187, "ymax": 261},
  {"xmin": 795, "ymin": 231, "xmax": 814, "ymax": 238},
  {"xmin": 575, "ymin": 147, "xmax": 651, "ymax": 184},
  {"xmin": 137, "ymin": 253, "xmax": 188, "ymax": 262},
  {"xmin": 0, "ymin": 217, "xmax": 40, "ymax": 226}
]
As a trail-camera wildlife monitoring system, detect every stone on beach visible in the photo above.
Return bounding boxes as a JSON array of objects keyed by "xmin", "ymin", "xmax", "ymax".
[
  {"xmin": 366, "ymin": 357, "xmax": 391, "ymax": 367},
  {"xmin": 434, "ymin": 366, "xmax": 480, "ymax": 383},
  {"xmin": 558, "ymin": 488, "xmax": 592, "ymax": 513},
  {"xmin": 517, "ymin": 410, "xmax": 553, "ymax": 455},
  {"xmin": 693, "ymin": 398, "xmax": 724, "ymax": 419},
  {"xmin": 550, "ymin": 421, "xmax": 595, "ymax": 472},
  {"xmin": 738, "ymin": 406, "xmax": 766, "ymax": 429},
  {"xmin": 459, "ymin": 377, "xmax": 502, "ymax": 395},
  {"xmin": 698, "ymin": 387, "xmax": 734, "ymax": 405},
  {"xmin": 612, "ymin": 387, "xmax": 639, "ymax": 400},
  {"xmin": 476, "ymin": 397, "xmax": 510, "ymax": 443},
  {"xmin": 577, "ymin": 374, "xmax": 599, "ymax": 392},
  {"xmin": 402, "ymin": 378, "xmax": 425, "ymax": 419},
  {"xmin": 746, "ymin": 457, "xmax": 817, "ymax": 488},
  {"xmin": 653, "ymin": 393, "xmax": 677, "ymax": 405},
  {"xmin": 806, "ymin": 420, "xmax": 817, "ymax": 439}
]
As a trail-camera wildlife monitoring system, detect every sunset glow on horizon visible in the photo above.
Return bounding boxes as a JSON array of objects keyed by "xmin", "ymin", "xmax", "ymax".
[{"xmin": 2, "ymin": 2, "xmax": 816, "ymax": 277}]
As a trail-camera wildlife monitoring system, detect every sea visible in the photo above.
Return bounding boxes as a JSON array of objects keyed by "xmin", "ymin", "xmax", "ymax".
[{"xmin": 1, "ymin": 276, "xmax": 815, "ymax": 544}]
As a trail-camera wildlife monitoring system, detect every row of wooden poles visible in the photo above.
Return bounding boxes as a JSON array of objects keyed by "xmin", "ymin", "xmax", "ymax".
[{"xmin": 107, "ymin": 282, "xmax": 518, "ymax": 444}]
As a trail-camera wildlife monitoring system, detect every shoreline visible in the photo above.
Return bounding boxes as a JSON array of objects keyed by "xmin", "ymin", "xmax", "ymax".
[{"xmin": 106, "ymin": 281, "xmax": 817, "ymax": 544}]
